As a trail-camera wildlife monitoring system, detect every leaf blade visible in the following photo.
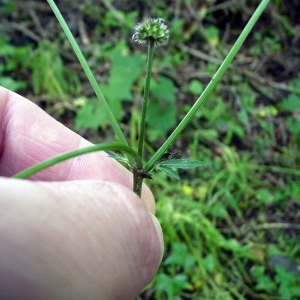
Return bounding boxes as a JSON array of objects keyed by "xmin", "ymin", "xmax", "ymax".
[{"xmin": 159, "ymin": 158, "xmax": 206, "ymax": 170}]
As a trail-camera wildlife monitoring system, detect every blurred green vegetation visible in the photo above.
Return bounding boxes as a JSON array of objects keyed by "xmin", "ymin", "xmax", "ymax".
[{"xmin": 1, "ymin": 0, "xmax": 300, "ymax": 299}]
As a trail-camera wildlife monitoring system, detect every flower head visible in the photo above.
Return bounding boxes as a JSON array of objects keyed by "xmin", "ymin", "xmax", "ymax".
[{"xmin": 132, "ymin": 18, "xmax": 169, "ymax": 47}]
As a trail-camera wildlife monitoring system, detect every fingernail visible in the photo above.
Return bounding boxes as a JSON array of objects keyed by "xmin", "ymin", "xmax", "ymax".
[{"xmin": 149, "ymin": 213, "xmax": 164, "ymax": 262}]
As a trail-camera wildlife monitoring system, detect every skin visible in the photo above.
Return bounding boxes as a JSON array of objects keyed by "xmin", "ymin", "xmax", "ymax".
[{"xmin": 0, "ymin": 86, "xmax": 163, "ymax": 299}]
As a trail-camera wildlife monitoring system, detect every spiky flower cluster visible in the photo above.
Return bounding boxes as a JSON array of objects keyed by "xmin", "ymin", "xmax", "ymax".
[{"xmin": 132, "ymin": 18, "xmax": 169, "ymax": 47}]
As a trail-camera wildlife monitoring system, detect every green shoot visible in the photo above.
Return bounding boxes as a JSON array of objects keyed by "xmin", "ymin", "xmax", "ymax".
[
  {"xmin": 47, "ymin": 0, "xmax": 128, "ymax": 146},
  {"xmin": 13, "ymin": 143, "xmax": 141, "ymax": 179}
]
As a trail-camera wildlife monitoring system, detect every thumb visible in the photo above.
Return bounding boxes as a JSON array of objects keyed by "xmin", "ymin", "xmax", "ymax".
[{"xmin": 0, "ymin": 177, "xmax": 163, "ymax": 299}]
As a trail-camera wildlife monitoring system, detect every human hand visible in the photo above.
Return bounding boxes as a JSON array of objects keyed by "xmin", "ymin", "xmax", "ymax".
[{"xmin": 0, "ymin": 87, "xmax": 163, "ymax": 299}]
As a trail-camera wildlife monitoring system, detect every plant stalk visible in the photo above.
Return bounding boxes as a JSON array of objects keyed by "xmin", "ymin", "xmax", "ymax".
[
  {"xmin": 132, "ymin": 167, "xmax": 144, "ymax": 197},
  {"xmin": 133, "ymin": 39, "xmax": 155, "ymax": 196},
  {"xmin": 144, "ymin": 0, "xmax": 271, "ymax": 173},
  {"xmin": 47, "ymin": 0, "xmax": 128, "ymax": 146},
  {"xmin": 13, "ymin": 143, "xmax": 142, "ymax": 180},
  {"xmin": 137, "ymin": 39, "xmax": 155, "ymax": 160}
]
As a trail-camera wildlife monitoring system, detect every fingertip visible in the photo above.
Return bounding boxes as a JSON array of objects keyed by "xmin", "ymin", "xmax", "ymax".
[
  {"xmin": 148, "ymin": 213, "xmax": 164, "ymax": 263},
  {"xmin": 141, "ymin": 184, "xmax": 156, "ymax": 214}
]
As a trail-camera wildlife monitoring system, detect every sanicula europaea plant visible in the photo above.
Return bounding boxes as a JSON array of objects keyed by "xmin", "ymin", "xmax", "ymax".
[{"xmin": 13, "ymin": 0, "xmax": 271, "ymax": 197}]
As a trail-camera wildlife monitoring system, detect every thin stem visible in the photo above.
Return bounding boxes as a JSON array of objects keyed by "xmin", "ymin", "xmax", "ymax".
[
  {"xmin": 133, "ymin": 168, "xmax": 144, "ymax": 197},
  {"xmin": 144, "ymin": 0, "xmax": 271, "ymax": 173},
  {"xmin": 13, "ymin": 143, "xmax": 142, "ymax": 180},
  {"xmin": 137, "ymin": 39, "xmax": 155, "ymax": 160},
  {"xmin": 47, "ymin": 0, "xmax": 128, "ymax": 146},
  {"xmin": 133, "ymin": 40, "xmax": 156, "ymax": 196}
]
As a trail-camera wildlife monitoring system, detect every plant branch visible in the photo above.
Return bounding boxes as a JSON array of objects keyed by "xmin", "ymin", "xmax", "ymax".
[
  {"xmin": 47, "ymin": 0, "xmax": 128, "ymax": 146},
  {"xmin": 144, "ymin": 0, "xmax": 271, "ymax": 173},
  {"xmin": 137, "ymin": 39, "xmax": 155, "ymax": 160},
  {"xmin": 13, "ymin": 143, "xmax": 142, "ymax": 180}
]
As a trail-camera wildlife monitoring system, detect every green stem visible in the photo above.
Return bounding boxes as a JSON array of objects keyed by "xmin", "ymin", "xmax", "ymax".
[
  {"xmin": 134, "ymin": 40, "xmax": 156, "ymax": 196},
  {"xmin": 132, "ymin": 167, "xmax": 144, "ymax": 197},
  {"xmin": 144, "ymin": 0, "xmax": 270, "ymax": 173},
  {"xmin": 13, "ymin": 143, "xmax": 142, "ymax": 180},
  {"xmin": 47, "ymin": 0, "xmax": 128, "ymax": 146},
  {"xmin": 137, "ymin": 39, "xmax": 155, "ymax": 160}
]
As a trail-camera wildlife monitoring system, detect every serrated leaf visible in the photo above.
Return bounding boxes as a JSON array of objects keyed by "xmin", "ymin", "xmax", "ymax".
[
  {"xmin": 75, "ymin": 101, "xmax": 106, "ymax": 131},
  {"xmin": 159, "ymin": 158, "xmax": 206, "ymax": 170},
  {"xmin": 279, "ymin": 93, "xmax": 300, "ymax": 112},
  {"xmin": 0, "ymin": 77, "xmax": 26, "ymax": 91},
  {"xmin": 150, "ymin": 76, "xmax": 175, "ymax": 102},
  {"xmin": 106, "ymin": 52, "xmax": 144, "ymax": 101},
  {"xmin": 156, "ymin": 273, "xmax": 188, "ymax": 299},
  {"xmin": 108, "ymin": 152, "xmax": 131, "ymax": 169},
  {"xmin": 164, "ymin": 243, "xmax": 196, "ymax": 273},
  {"xmin": 147, "ymin": 100, "xmax": 177, "ymax": 135},
  {"xmin": 100, "ymin": 52, "xmax": 144, "ymax": 120},
  {"xmin": 156, "ymin": 165, "xmax": 180, "ymax": 180}
]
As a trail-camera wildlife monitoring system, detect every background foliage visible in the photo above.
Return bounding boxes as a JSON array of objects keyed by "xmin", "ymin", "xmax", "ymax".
[{"xmin": 1, "ymin": 0, "xmax": 299, "ymax": 299}]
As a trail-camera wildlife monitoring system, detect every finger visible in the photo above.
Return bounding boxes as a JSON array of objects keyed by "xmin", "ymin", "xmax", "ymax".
[
  {"xmin": 0, "ymin": 177, "xmax": 163, "ymax": 299},
  {"xmin": 0, "ymin": 86, "xmax": 124, "ymax": 181},
  {"xmin": 0, "ymin": 87, "xmax": 155, "ymax": 212}
]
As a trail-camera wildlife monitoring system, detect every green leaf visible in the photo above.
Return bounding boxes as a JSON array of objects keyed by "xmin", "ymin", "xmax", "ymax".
[
  {"xmin": 75, "ymin": 100, "xmax": 106, "ymax": 131},
  {"xmin": 156, "ymin": 165, "xmax": 180, "ymax": 180},
  {"xmin": 202, "ymin": 253, "xmax": 217, "ymax": 272},
  {"xmin": 101, "ymin": 53, "xmax": 143, "ymax": 120},
  {"xmin": 188, "ymin": 79, "xmax": 204, "ymax": 95},
  {"xmin": 164, "ymin": 243, "xmax": 196, "ymax": 272},
  {"xmin": 108, "ymin": 152, "xmax": 130, "ymax": 169},
  {"xmin": 0, "ymin": 77, "xmax": 26, "ymax": 91},
  {"xmin": 147, "ymin": 100, "xmax": 177, "ymax": 135},
  {"xmin": 159, "ymin": 158, "xmax": 206, "ymax": 169},
  {"xmin": 100, "ymin": 85, "xmax": 123, "ymax": 120},
  {"xmin": 100, "ymin": 52, "xmax": 144, "ymax": 120},
  {"xmin": 150, "ymin": 76, "xmax": 175, "ymax": 102},
  {"xmin": 287, "ymin": 116, "xmax": 300, "ymax": 134},
  {"xmin": 108, "ymin": 52, "xmax": 144, "ymax": 100},
  {"xmin": 153, "ymin": 158, "xmax": 206, "ymax": 179},
  {"xmin": 155, "ymin": 273, "xmax": 188, "ymax": 299},
  {"xmin": 279, "ymin": 93, "xmax": 300, "ymax": 112},
  {"xmin": 252, "ymin": 265, "xmax": 277, "ymax": 294},
  {"xmin": 255, "ymin": 275, "xmax": 277, "ymax": 293}
]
